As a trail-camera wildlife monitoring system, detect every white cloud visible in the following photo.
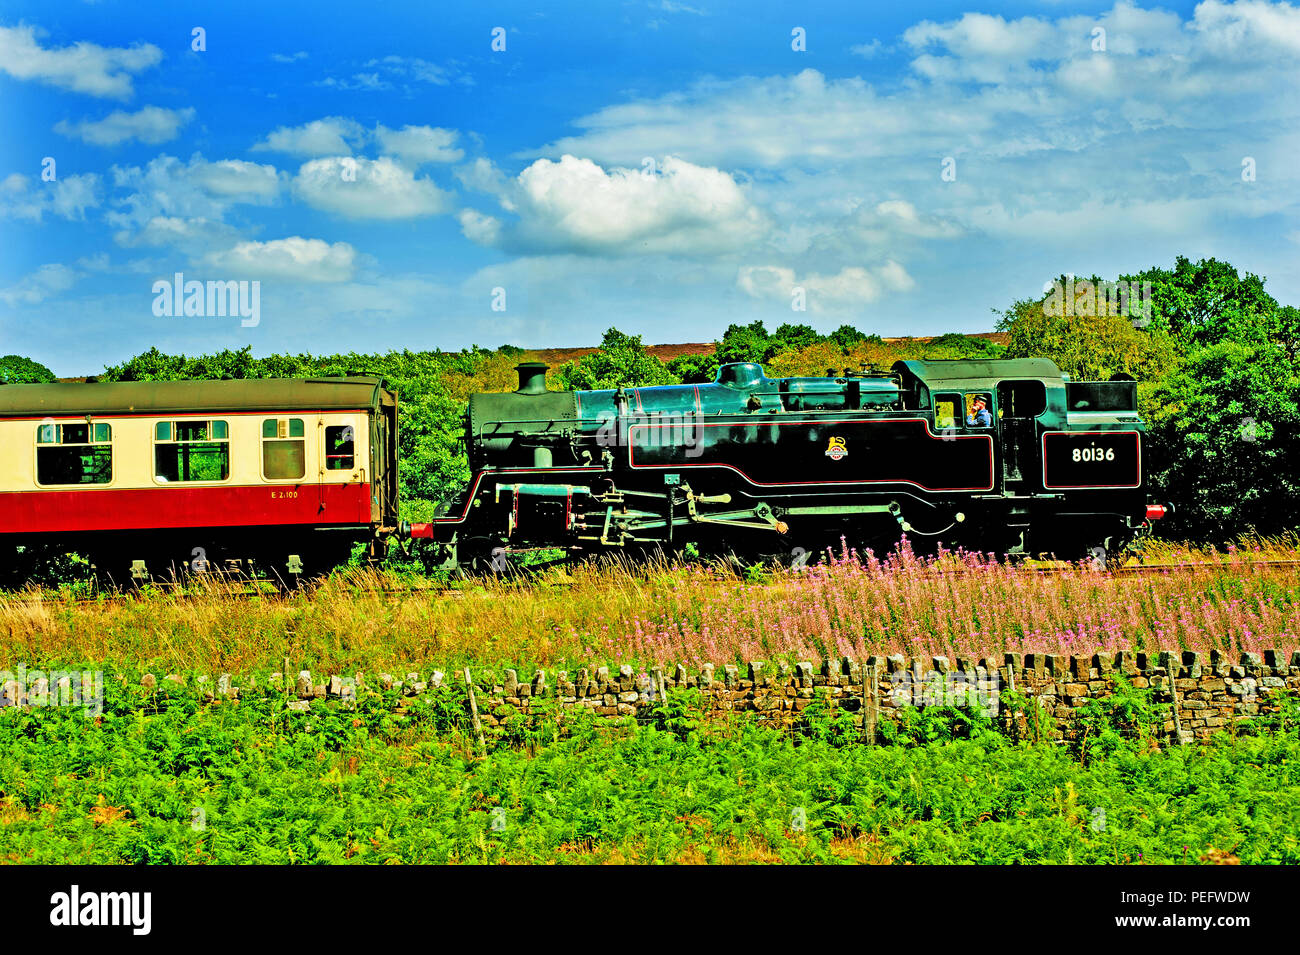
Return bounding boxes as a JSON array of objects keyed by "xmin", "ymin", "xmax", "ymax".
[
  {"xmin": 462, "ymin": 154, "xmax": 768, "ymax": 256},
  {"xmin": 364, "ymin": 55, "xmax": 455, "ymax": 85},
  {"xmin": 1192, "ymin": 0, "xmax": 1300, "ymax": 56},
  {"xmin": 108, "ymin": 155, "xmax": 282, "ymax": 230},
  {"xmin": 292, "ymin": 156, "xmax": 454, "ymax": 219},
  {"xmin": 0, "ymin": 24, "xmax": 161, "ymax": 99},
  {"xmin": 254, "ymin": 119, "xmax": 463, "ymax": 165},
  {"xmin": 202, "ymin": 237, "xmax": 356, "ymax": 282},
  {"xmin": 113, "ymin": 215, "xmax": 243, "ymax": 255},
  {"xmin": 737, "ymin": 262, "xmax": 915, "ymax": 311},
  {"xmin": 904, "ymin": 12, "xmax": 1056, "ymax": 62},
  {"xmin": 658, "ymin": 1, "xmax": 707, "ymax": 14},
  {"xmin": 850, "ymin": 39, "xmax": 883, "ymax": 58},
  {"xmin": 456, "ymin": 209, "xmax": 502, "ymax": 246},
  {"xmin": 54, "ymin": 106, "xmax": 195, "ymax": 145},
  {"xmin": 75, "ymin": 252, "xmax": 110, "ymax": 271},
  {"xmin": 455, "ymin": 157, "xmax": 513, "ymax": 204},
  {"xmin": 271, "ymin": 51, "xmax": 309, "ymax": 63},
  {"xmin": 314, "ymin": 55, "xmax": 465, "ymax": 92},
  {"xmin": 0, "ymin": 172, "xmax": 101, "ymax": 221},
  {"xmin": 315, "ymin": 72, "xmax": 390, "ymax": 91},
  {"xmin": 374, "ymin": 125, "xmax": 463, "ymax": 164},
  {"xmin": 0, "ymin": 263, "xmax": 81, "ymax": 306},
  {"xmin": 252, "ymin": 117, "xmax": 367, "ymax": 158}
]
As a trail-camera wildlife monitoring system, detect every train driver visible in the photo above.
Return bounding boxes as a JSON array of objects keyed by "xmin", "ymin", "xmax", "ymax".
[{"xmin": 966, "ymin": 394, "xmax": 993, "ymax": 428}]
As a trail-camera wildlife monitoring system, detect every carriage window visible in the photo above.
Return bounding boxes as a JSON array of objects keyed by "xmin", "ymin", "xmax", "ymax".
[
  {"xmin": 36, "ymin": 422, "xmax": 113, "ymax": 485},
  {"xmin": 325, "ymin": 425, "xmax": 354, "ymax": 470},
  {"xmin": 262, "ymin": 417, "xmax": 305, "ymax": 479},
  {"xmin": 155, "ymin": 419, "xmax": 229, "ymax": 482}
]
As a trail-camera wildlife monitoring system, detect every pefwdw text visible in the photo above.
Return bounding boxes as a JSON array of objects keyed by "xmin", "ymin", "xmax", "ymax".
[{"xmin": 49, "ymin": 886, "xmax": 151, "ymax": 935}]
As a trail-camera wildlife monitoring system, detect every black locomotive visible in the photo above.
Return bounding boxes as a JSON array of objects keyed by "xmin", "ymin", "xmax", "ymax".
[{"xmin": 412, "ymin": 357, "xmax": 1167, "ymax": 568}]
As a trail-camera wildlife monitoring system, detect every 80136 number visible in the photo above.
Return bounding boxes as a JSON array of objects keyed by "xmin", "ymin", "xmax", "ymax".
[{"xmin": 1072, "ymin": 447, "xmax": 1115, "ymax": 462}]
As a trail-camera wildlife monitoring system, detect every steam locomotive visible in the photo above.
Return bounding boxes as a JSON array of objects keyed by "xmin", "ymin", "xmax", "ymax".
[{"xmin": 413, "ymin": 358, "xmax": 1167, "ymax": 568}]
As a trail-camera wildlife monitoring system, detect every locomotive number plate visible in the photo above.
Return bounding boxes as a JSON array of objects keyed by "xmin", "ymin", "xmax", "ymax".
[{"xmin": 1041, "ymin": 431, "xmax": 1141, "ymax": 489}]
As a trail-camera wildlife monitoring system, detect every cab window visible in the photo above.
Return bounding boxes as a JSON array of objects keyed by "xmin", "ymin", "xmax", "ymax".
[
  {"xmin": 965, "ymin": 393, "xmax": 994, "ymax": 428},
  {"xmin": 155, "ymin": 419, "xmax": 229, "ymax": 482},
  {"xmin": 36, "ymin": 421, "xmax": 113, "ymax": 485},
  {"xmin": 262, "ymin": 417, "xmax": 305, "ymax": 479},
  {"xmin": 934, "ymin": 394, "xmax": 959, "ymax": 432}
]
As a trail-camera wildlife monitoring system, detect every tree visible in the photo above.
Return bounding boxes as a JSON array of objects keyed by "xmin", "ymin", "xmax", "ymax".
[
  {"xmin": 714, "ymin": 321, "xmax": 773, "ymax": 364},
  {"xmin": 0, "ymin": 355, "xmax": 56, "ymax": 384},
  {"xmin": 1123, "ymin": 256, "xmax": 1279, "ymax": 349},
  {"xmin": 997, "ymin": 278, "xmax": 1179, "ymax": 382},
  {"xmin": 771, "ymin": 323, "xmax": 823, "ymax": 353},
  {"xmin": 827, "ymin": 324, "xmax": 882, "ymax": 349},
  {"xmin": 668, "ymin": 351, "xmax": 720, "ymax": 384},
  {"xmin": 1147, "ymin": 340, "xmax": 1300, "ymax": 540},
  {"xmin": 553, "ymin": 328, "xmax": 678, "ymax": 390}
]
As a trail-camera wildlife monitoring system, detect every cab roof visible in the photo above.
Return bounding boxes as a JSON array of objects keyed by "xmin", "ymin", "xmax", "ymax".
[{"xmin": 892, "ymin": 358, "xmax": 1063, "ymax": 388}]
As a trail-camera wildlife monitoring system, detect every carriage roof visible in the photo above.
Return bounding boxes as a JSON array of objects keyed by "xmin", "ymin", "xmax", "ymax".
[{"xmin": 0, "ymin": 377, "xmax": 390, "ymax": 417}]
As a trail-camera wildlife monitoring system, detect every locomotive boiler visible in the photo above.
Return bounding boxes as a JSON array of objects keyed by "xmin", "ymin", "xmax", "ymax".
[{"xmin": 413, "ymin": 358, "xmax": 1167, "ymax": 568}]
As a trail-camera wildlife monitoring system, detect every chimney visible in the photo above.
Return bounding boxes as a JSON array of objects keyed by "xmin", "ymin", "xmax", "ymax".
[{"xmin": 515, "ymin": 362, "xmax": 549, "ymax": 395}]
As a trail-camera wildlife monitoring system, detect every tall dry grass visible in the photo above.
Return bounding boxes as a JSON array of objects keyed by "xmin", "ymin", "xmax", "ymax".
[{"xmin": 0, "ymin": 538, "xmax": 1297, "ymax": 676}]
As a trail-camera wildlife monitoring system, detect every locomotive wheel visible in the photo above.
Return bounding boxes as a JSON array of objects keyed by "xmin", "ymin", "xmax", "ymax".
[{"xmin": 455, "ymin": 538, "xmax": 520, "ymax": 578}]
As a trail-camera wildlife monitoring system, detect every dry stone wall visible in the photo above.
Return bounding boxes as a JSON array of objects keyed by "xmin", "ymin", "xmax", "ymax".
[{"xmin": 95, "ymin": 648, "xmax": 1300, "ymax": 747}]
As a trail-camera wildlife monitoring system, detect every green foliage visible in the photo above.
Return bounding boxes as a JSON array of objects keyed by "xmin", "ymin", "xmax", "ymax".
[
  {"xmin": 1, "ymin": 681, "xmax": 1296, "ymax": 863},
  {"xmin": 0, "ymin": 354, "xmax": 56, "ymax": 384},
  {"xmin": 553, "ymin": 328, "xmax": 679, "ymax": 391},
  {"xmin": 771, "ymin": 322, "xmax": 822, "ymax": 353},
  {"xmin": 1074, "ymin": 675, "xmax": 1170, "ymax": 762},
  {"xmin": 827, "ymin": 324, "xmax": 882, "ymax": 349},
  {"xmin": 673, "ymin": 321, "xmax": 887, "ymax": 384},
  {"xmin": 666, "ymin": 351, "xmax": 719, "ymax": 384},
  {"xmin": 1126, "ymin": 256, "xmax": 1282, "ymax": 349},
  {"xmin": 920, "ymin": 332, "xmax": 1006, "ymax": 360},
  {"xmin": 715, "ymin": 320, "xmax": 776, "ymax": 364},
  {"xmin": 1147, "ymin": 341, "xmax": 1300, "ymax": 539}
]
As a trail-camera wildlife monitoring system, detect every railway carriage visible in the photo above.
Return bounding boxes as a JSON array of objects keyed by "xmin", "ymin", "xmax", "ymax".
[
  {"xmin": 0, "ymin": 377, "xmax": 399, "ymax": 582},
  {"xmin": 416, "ymin": 357, "xmax": 1167, "ymax": 567}
]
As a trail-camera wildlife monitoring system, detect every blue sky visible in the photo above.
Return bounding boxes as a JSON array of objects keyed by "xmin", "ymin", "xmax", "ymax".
[{"xmin": 1, "ymin": 0, "xmax": 1297, "ymax": 376}]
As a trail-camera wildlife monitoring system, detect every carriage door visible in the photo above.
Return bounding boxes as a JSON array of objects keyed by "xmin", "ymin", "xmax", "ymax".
[{"xmin": 996, "ymin": 380, "xmax": 1046, "ymax": 493}]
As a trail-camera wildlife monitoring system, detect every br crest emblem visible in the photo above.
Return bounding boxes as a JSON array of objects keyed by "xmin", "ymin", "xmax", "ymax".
[{"xmin": 825, "ymin": 436, "xmax": 848, "ymax": 461}]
